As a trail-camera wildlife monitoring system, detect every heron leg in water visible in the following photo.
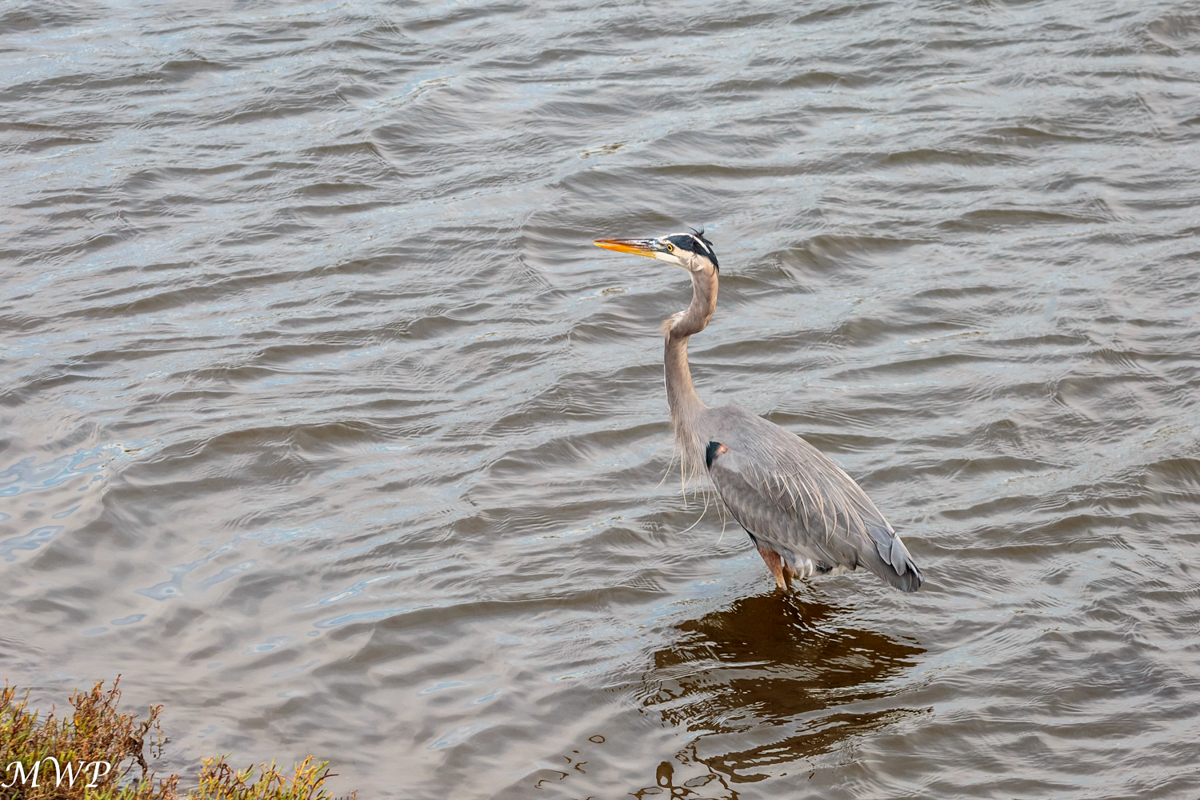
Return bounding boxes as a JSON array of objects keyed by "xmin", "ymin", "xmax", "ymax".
[{"xmin": 756, "ymin": 546, "xmax": 793, "ymax": 592}]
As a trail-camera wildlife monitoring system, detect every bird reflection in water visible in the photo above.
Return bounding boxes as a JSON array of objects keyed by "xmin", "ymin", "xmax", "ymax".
[{"xmin": 637, "ymin": 590, "xmax": 925, "ymax": 793}]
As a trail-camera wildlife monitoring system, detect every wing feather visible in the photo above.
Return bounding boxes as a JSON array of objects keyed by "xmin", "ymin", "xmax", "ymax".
[{"xmin": 702, "ymin": 406, "xmax": 923, "ymax": 592}]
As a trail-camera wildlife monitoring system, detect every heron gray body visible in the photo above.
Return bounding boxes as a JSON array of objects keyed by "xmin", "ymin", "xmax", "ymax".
[
  {"xmin": 701, "ymin": 405, "xmax": 921, "ymax": 591},
  {"xmin": 595, "ymin": 230, "xmax": 923, "ymax": 593}
]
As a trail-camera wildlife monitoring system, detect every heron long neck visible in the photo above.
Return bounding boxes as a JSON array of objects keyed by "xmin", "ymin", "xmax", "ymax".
[{"xmin": 664, "ymin": 267, "xmax": 717, "ymax": 458}]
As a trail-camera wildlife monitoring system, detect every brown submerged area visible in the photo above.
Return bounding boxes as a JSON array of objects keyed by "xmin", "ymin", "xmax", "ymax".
[{"xmin": 3, "ymin": 0, "xmax": 1200, "ymax": 798}]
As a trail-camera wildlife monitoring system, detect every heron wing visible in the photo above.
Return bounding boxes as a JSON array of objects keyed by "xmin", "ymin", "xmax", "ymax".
[{"xmin": 702, "ymin": 406, "xmax": 922, "ymax": 592}]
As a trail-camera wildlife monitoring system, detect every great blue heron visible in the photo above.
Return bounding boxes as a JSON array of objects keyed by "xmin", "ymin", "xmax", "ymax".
[{"xmin": 594, "ymin": 230, "xmax": 923, "ymax": 593}]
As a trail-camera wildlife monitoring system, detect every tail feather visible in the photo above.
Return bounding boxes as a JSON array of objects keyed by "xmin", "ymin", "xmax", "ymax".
[{"xmin": 867, "ymin": 526, "xmax": 924, "ymax": 593}]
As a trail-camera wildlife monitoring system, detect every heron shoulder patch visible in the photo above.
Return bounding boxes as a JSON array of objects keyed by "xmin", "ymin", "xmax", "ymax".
[{"xmin": 705, "ymin": 441, "xmax": 729, "ymax": 469}]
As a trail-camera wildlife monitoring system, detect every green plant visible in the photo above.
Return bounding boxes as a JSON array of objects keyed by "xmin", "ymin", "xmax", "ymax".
[
  {"xmin": 0, "ymin": 677, "xmax": 175, "ymax": 799},
  {"xmin": 189, "ymin": 756, "xmax": 352, "ymax": 800},
  {"xmin": 0, "ymin": 679, "xmax": 353, "ymax": 800}
]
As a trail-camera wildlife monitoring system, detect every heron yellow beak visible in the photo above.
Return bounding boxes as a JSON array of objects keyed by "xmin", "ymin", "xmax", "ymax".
[{"xmin": 593, "ymin": 238, "xmax": 659, "ymax": 258}]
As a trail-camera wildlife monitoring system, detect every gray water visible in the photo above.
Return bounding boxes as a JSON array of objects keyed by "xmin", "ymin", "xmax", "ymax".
[{"xmin": 3, "ymin": 1, "xmax": 1200, "ymax": 797}]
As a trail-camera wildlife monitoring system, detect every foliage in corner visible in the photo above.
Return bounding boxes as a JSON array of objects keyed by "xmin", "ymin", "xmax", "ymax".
[
  {"xmin": 0, "ymin": 679, "xmax": 354, "ymax": 800},
  {"xmin": 0, "ymin": 677, "xmax": 176, "ymax": 799}
]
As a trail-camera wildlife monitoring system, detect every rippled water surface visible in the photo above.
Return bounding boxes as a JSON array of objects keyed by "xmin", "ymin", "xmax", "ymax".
[{"xmin": 4, "ymin": 0, "xmax": 1200, "ymax": 797}]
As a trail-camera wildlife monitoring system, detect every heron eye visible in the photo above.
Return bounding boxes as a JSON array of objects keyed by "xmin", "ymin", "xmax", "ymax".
[{"xmin": 666, "ymin": 244, "xmax": 674, "ymax": 252}]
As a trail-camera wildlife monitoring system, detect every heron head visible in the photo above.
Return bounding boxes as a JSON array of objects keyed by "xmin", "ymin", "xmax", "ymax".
[{"xmin": 594, "ymin": 230, "xmax": 719, "ymax": 273}]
